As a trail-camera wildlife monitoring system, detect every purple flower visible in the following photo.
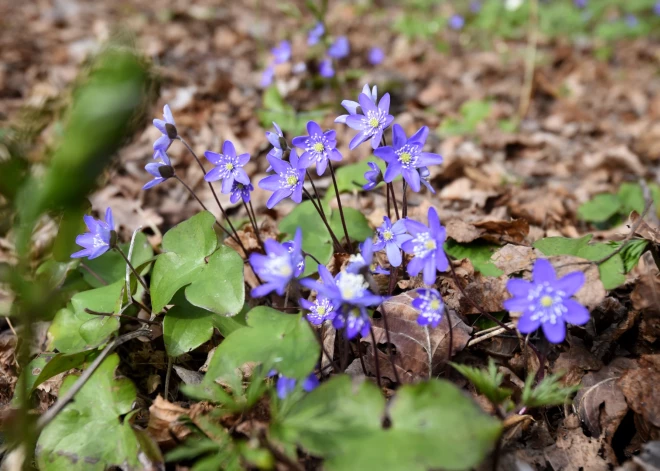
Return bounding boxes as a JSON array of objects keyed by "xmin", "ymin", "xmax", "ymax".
[
  {"xmin": 302, "ymin": 373, "xmax": 319, "ymax": 392},
  {"xmin": 503, "ymin": 259, "xmax": 588, "ymax": 344},
  {"xmin": 301, "ymin": 265, "xmax": 383, "ymax": 308},
  {"xmin": 261, "ymin": 65, "xmax": 275, "ymax": 88},
  {"xmin": 283, "ymin": 240, "xmax": 305, "ymax": 277},
  {"xmin": 152, "ymin": 104, "xmax": 177, "ymax": 152},
  {"xmin": 272, "ymin": 40, "xmax": 291, "ymax": 64},
  {"xmin": 229, "ymin": 181, "xmax": 253, "ymax": 204},
  {"xmin": 470, "ymin": 1, "xmax": 482, "ymax": 13},
  {"xmin": 655, "ymin": 1, "xmax": 660, "ymax": 16},
  {"xmin": 343, "ymin": 91, "xmax": 394, "ymax": 150},
  {"xmin": 266, "ymin": 122, "xmax": 286, "ymax": 169},
  {"xmin": 249, "ymin": 228, "xmax": 303, "ymax": 297},
  {"xmin": 259, "ymin": 149, "xmax": 306, "ymax": 208},
  {"xmin": 573, "ymin": 0, "xmax": 587, "ymax": 8},
  {"xmin": 449, "ymin": 14, "xmax": 465, "ymax": 30},
  {"xmin": 368, "ymin": 47, "xmax": 385, "ymax": 65},
  {"xmin": 346, "ymin": 238, "xmax": 375, "ymax": 274},
  {"xmin": 300, "ymin": 296, "xmax": 336, "ymax": 325},
  {"xmin": 333, "ymin": 305, "xmax": 371, "ymax": 339},
  {"xmin": 292, "ymin": 121, "xmax": 342, "ymax": 175},
  {"xmin": 144, "ymin": 150, "xmax": 173, "ymax": 190},
  {"xmin": 412, "ymin": 288, "xmax": 444, "ymax": 328},
  {"xmin": 402, "ymin": 207, "xmax": 448, "ymax": 286},
  {"xmin": 418, "ymin": 166, "xmax": 435, "ymax": 194},
  {"xmin": 308, "ymin": 22, "xmax": 325, "ymax": 45},
  {"xmin": 625, "ymin": 14, "xmax": 639, "ymax": 28},
  {"xmin": 335, "ymin": 84, "xmax": 378, "ymax": 124},
  {"xmin": 374, "ymin": 124, "xmax": 443, "ymax": 192},
  {"xmin": 373, "ymin": 216, "xmax": 412, "ymax": 267},
  {"xmin": 204, "ymin": 140, "xmax": 251, "ymax": 194},
  {"xmin": 276, "ymin": 376, "xmax": 296, "ymax": 399},
  {"xmin": 319, "ymin": 58, "xmax": 335, "ymax": 78},
  {"xmin": 328, "ymin": 36, "xmax": 350, "ymax": 59},
  {"xmin": 71, "ymin": 208, "xmax": 115, "ymax": 260},
  {"xmin": 363, "ymin": 162, "xmax": 383, "ymax": 190}
]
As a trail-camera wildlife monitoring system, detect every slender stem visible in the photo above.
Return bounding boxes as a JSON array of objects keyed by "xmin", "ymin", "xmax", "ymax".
[
  {"xmin": 354, "ymin": 336, "xmax": 369, "ymax": 376},
  {"xmin": 388, "ymin": 183, "xmax": 400, "ymax": 220},
  {"xmin": 244, "ymin": 200, "xmax": 263, "ymax": 249},
  {"xmin": 445, "ymin": 311, "xmax": 453, "ymax": 378},
  {"xmin": 115, "ymin": 246, "xmax": 150, "ymax": 293},
  {"xmin": 306, "ymin": 170, "xmax": 328, "ymax": 220},
  {"xmin": 84, "ymin": 308, "xmax": 160, "ymax": 326},
  {"xmin": 303, "ymin": 251, "xmax": 322, "ymax": 265},
  {"xmin": 248, "ymin": 200, "xmax": 263, "ymax": 248},
  {"xmin": 315, "ymin": 330, "xmax": 340, "ymax": 374},
  {"xmin": 386, "ymin": 181, "xmax": 391, "ymax": 219},
  {"xmin": 380, "ymin": 304, "xmax": 402, "ymax": 384},
  {"xmin": 328, "ymin": 162, "xmax": 352, "ymax": 253},
  {"xmin": 164, "ymin": 356, "xmax": 173, "ymax": 401},
  {"xmin": 369, "ymin": 327, "xmax": 383, "ymax": 389},
  {"xmin": 402, "ymin": 180, "xmax": 408, "ymax": 219},
  {"xmin": 303, "ymin": 188, "xmax": 344, "ymax": 252},
  {"xmin": 424, "ymin": 326, "xmax": 433, "ymax": 380},
  {"xmin": 177, "ymin": 137, "xmax": 245, "ymax": 250}
]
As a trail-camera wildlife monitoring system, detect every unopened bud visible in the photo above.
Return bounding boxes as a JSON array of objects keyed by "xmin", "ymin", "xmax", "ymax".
[
  {"xmin": 109, "ymin": 230, "xmax": 118, "ymax": 248},
  {"xmin": 165, "ymin": 123, "xmax": 178, "ymax": 139},
  {"xmin": 158, "ymin": 165, "xmax": 175, "ymax": 179},
  {"xmin": 278, "ymin": 136, "xmax": 288, "ymax": 150}
]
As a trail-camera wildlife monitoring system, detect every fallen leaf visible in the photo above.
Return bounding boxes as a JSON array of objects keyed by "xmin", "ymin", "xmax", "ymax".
[
  {"xmin": 147, "ymin": 395, "xmax": 193, "ymax": 446},
  {"xmin": 619, "ymin": 355, "xmax": 660, "ymax": 431},
  {"xmin": 631, "ymin": 253, "xmax": 660, "ymax": 344},
  {"xmin": 543, "ymin": 417, "xmax": 611, "ymax": 471}
]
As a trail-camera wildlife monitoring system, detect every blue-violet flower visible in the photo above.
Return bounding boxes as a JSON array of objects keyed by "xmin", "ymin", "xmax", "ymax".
[
  {"xmin": 259, "ymin": 149, "xmax": 307, "ymax": 208},
  {"xmin": 301, "ymin": 265, "xmax": 383, "ymax": 308},
  {"xmin": 373, "ymin": 216, "xmax": 412, "ymax": 267},
  {"xmin": 368, "ymin": 47, "xmax": 385, "ymax": 65},
  {"xmin": 402, "ymin": 207, "xmax": 448, "ymax": 285},
  {"xmin": 333, "ymin": 305, "xmax": 371, "ymax": 339},
  {"xmin": 71, "ymin": 208, "xmax": 115, "ymax": 260},
  {"xmin": 300, "ymin": 296, "xmax": 336, "ymax": 325},
  {"xmin": 412, "ymin": 288, "xmax": 444, "ymax": 328},
  {"xmin": 272, "ymin": 40, "xmax": 291, "ymax": 64},
  {"xmin": 363, "ymin": 162, "xmax": 383, "ymax": 190},
  {"xmin": 229, "ymin": 181, "xmax": 253, "ymax": 204},
  {"xmin": 328, "ymin": 36, "xmax": 350, "ymax": 59},
  {"xmin": 204, "ymin": 140, "xmax": 251, "ymax": 193},
  {"xmin": 449, "ymin": 14, "xmax": 465, "ymax": 30},
  {"xmin": 335, "ymin": 84, "xmax": 378, "ymax": 124},
  {"xmin": 319, "ymin": 58, "xmax": 335, "ymax": 78},
  {"xmin": 308, "ymin": 22, "xmax": 325, "ymax": 45},
  {"xmin": 152, "ymin": 104, "xmax": 177, "ymax": 152},
  {"xmin": 292, "ymin": 121, "xmax": 342, "ymax": 175},
  {"xmin": 343, "ymin": 90, "xmax": 394, "ymax": 150},
  {"xmin": 249, "ymin": 228, "xmax": 303, "ymax": 297},
  {"xmin": 144, "ymin": 150, "xmax": 173, "ymax": 190}
]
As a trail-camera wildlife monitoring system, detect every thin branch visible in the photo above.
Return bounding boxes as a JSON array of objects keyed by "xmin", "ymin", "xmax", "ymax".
[{"xmin": 84, "ymin": 308, "xmax": 160, "ymax": 326}]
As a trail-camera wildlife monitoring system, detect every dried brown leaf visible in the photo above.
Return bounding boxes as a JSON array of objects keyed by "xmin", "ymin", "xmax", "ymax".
[{"xmin": 619, "ymin": 355, "xmax": 660, "ymax": 430}]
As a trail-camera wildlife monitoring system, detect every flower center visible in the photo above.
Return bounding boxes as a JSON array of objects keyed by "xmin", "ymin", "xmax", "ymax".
[
  {"xmin": 266, "ymin": 254, "xmax": 293, "ymax": 278},
  {"xmin": 286, "ymin": 175, "xmax": 298, "ymax": 187},
  {"xmin": 317, "ymin": 306, "xmax": 326, "ymax": 315},
  {"xmin": 400, "ymin": 152, "xmax": 412, "ymax": 164},
  {"xmin": 540, "ymin": 295, "xmax": 553, "ymax": 307},
  {"xmin": 236, "ymin": 183, "xmax": 244, "ymax": 190},
  {"xmin": 413, "ymin": 232, "xmax": 436, "ymax": 258},
  {"xmin": 430, "ymin": 299, "xmax": 441, "ymax": 311},
  {"xmin": 368, "ymin": 117, "xmax": 380, "ymax": 128},
  {"xmin": 425, "ymin": 240, "xmax": 436, "ymax": 250},
  {"xmin": 313, "ymin": 142, "xmax": 325, "ymax": 153},
  {"xmin": 225, "ymin": 163, "xmax": 234, "ymax": 171},
  {"xmin": 383, "ymin": 230, "xmax": 393, "ymax": 241},
  {"xmin": 337, "ymin": 272, "xmax": 368, "ymax": 300}
]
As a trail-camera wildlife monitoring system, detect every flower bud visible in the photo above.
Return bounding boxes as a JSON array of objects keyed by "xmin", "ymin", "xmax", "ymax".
[
  {"xmin": 109, "ymin": 230, "xmax": 118, "ymax": 249},
  {"xmin": 278, "ymin": 136, "xmax": 288, "ymax": 150},
  {"xmin": 158, "ymin": 165, "xmax": 175, "ymax": 179},
  {"xmin": 165, "ymin": 123, "xmax": 178, "ymax": 139}
]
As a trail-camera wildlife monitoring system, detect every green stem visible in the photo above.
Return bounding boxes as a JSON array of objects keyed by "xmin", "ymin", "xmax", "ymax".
[{"xmin": 115, "ymin": 246, "xmax": 150, "ymax": 293}]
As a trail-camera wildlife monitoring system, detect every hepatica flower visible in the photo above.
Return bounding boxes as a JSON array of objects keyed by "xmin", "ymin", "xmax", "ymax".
[
  {"xmin": 328, "ymin": 36, "xmax": 350, "ymax": 59},
  {"xmin": 334, "ymin": 305, "xmax": 371, "ymax": 339},
  {"xmin": 343, "ymin": 90, "xmax": 394, "ymax": 150},
  {"xmin": 271, "ymin": 40, "xmax": 291, "ymax": 65},
  {"xmin": 363, "ymin": 162, "xmax": 383, "ymax": 190},
  {"xmin": 413, "ymin": 288, "xmax": 444, "ymax": 328},
  {"xmin": 418, "ymin": 166, "xmax": 436, "ymax": 194},
  {"xmin": 319, "ymin": 58, "xmax": 335, "ymax": 78},
  {"xmin": 373, "ymin": 216, "xmax": 412, "ymax": 267},
  {"xmin": 336, "ymin": 83, "xmax": 378, "ymax": 124},
  {"xmin": 259, "ymin": 149, "xmax": 306, "ymax": 208},
  {"xmin": 368, "ymin": 47, "xmax": 384, "ymax": 65},
  {"xmin": 402, "ymin": 207, "xmax": 448, "ymax": 285},
  {"xmin": 303, "ymin": 265, "xmax": 382, "ymax": 308},
  {"xmin": 374, "ymin": 124, "xmax": 443, "ymax": 192},
  {"xmin": 448, "ymin": 14, "xmax": 465, "ymax": 30},
  {"xmin": 308, "ymin": 22, "xmax": 325, "ymax": 46},
  {"xmin": 152, "ymin": 104, "xmax": 177, "ymax": 151},
  {"xmin": 300, "ymin": 296, "xmax": 336, "ymax": 325},
  {"xmin": 144, "ymin": 150, "xmax": 174, "ymax": 190},
  {"xmin": 261, "ymin": 65, "xmax": 275, "ymax": 87},
  {"xmin": 292, "ymin": 121, "xmax": 342, "ymax": 175},
  {"xmin": 204, "ymin": 140, "xmax": 250, "ymax": 193},
  {"xmin": 504, "ymin": 259, "xmax": 589, "ymax": 344},
  {"xmin": 71, "ymin": 208, "xmax": 115, "ymax": 260},
  {"xmin": 283, "ymin": 240, "xmax": 305, "ymax": 277},
  {"xmin": 249, "ymin": 229, "xmax": 303, "ymax": 297},
  {"xmin": 229, "ymin": 181, "xmax": 253, "ymax": 204},
  {"xmin": 271, "ymin": 371, "xmax": 319, "ymax": 399}
]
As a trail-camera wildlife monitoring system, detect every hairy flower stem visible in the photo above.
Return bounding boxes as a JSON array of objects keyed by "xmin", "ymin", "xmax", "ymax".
[
  {"xmin": 369, "ymin": 327, "xmax": 383, "ymax": 390},
  {"xmin": 388, "ymin": 182, "xmax": 400, "ymax": 220},
  {"xmin": 243, "ymin": 201, "xmax": 263, "ymax": 249},
  {"xmin": 380, "ymin": 304, "xmax": 402, "ymax": 384},
  {"xmin": 354, "ymin": 335, "xmax": 369, "ymax": 377},
  {"xmin": 402, "ymin": 180, "xmax": 408, "ymax": 219},
  {"xmin": 302, "ymin": 188, "xmax": 344, "ymax": 252},
  {"xmin": 303, "ymin": 250, "xmax": 322, "ymax": 265},
  {"xmin": 115, "ymin": 246, "xmax": 150, "ymax": 293},
  {"xmin": 305, "ymin": 170, "xmax": 328, "ymax": 220},
  {"xmin": 328, "ymin": 162, "xmax": 352, "ymax": 253},
  {"xmin": 386, "ymin": 181, "xmax": 391, "ymax": 219},
  {"xmin": 248, "ymin": 200, "xmax": 263, "ymax": 247},
  {"xmin": 177, "ymin": 137, "xmax": 245, "ymax": 250},
  {"xmin": 445, "ymin": 311, "xmax": 453, "ymax": 378}
]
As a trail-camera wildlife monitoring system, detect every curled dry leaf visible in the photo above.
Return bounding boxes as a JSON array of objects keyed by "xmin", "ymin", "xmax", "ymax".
[
  {"xmin": 442, "ymin": 259, "xmax": 509, "ymax": 315},
  {"xmin": 147, "ymin": 395, "xmax": 193, "ymax": 446},
  {"xmin": 362, "ymin": 291, "xmax": 472, "ymax": 384},
  {"xmin": 574, "ymin": 357, "xmax": 638, "ymax": 445}
]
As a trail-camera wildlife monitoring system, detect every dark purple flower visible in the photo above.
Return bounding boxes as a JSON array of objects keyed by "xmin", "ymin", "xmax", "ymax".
[
  {"xmin": 292, "ymin": 121, "xmax": 342, "ymax": 175},
  {"xmin": 261, "ymin": 65, "xmax": 275, "ymax": 88},
  {"xmin": 319, "ymin": 58, "xmax": 335, "ymax": 78},
  {"xmin": 328, "ymin": 36, "xmax": 350, "ymax": 59},
  {"xmin": 363, "ymin": 162, "xmax": 383, "ymax": 190},
  {"xmin": 204, "ymin": 140, "xmax": 251, "ymax": 194},
  {"xmin": 373, "ymin": 216, "xmax": 412, "ymax": 267},
  {"xmin": 259, "ymin": 149, "xmax": 307, "ymax": 208},
  {"xmin": 302, "ymin": 373, "xmax": 319, "ymax": 392},
  {"xmin": 308, "ymin": 22, "xmax": 325, "ymax": 45},
  {"xmin": 335, "ymin": 84, "xmax": 377, "ymax": 124},
  {"xmin": 71, "ymin": 208, "xmax": 115, "ymax": 260},
  {"xmin": 504, "ymin": 259, "xmax": 588, "ymax": 344},
  {"xmin": 272, "ymin": 40, "xmax": 291, "ymax": 65},
  {"xmin": 412, "ymin": 288, "xmax": 444, "ymax": 328},
  {"xmin": 368, "ymin": 47, "xmax": 385, "ymax": 65},
  {"xmin": 153, "ymin": 104, "xmax": 177, "ymax": 152},
  {"xmin": 229, "ymin": 181, "xmax": 253, "ymax": 204},
  {"xmin": 249, "ymin": 228, "xmax": 303, "ymax": 297},
  {"xmin": 402, "ymin": 207, "xmax": 448, "ymax": 285},
  {"xmin": 333, "ymin": 305, "xmax": 371, "ymax": 339},
  {"xmin": 449, "ymin": 14, "xmax": 465, "ymax": 30},
  {"xmin": 301, "ymin": 265, "xmax": 383, "ymax": 308},
  {"xmin": 144, "ymin": 150, "xmax": 173, "ymax": 190},
  {"xmin": 418, "ymin": 166, "xmax": 435, "ymax": 194},
  {"xmin": 283, "ymin": 239, "xmax": 305, "ymax": 277},
  {"xmin": 374, "ymin": 124, "xmax": 443, "ymax": 192},
  {"xmin": 300, "ymin": 296, "xmax": 337, "ymax": 325},
  {"xmin": 343, "ymin": 91, "xmax": 394, "ymax": 150}
]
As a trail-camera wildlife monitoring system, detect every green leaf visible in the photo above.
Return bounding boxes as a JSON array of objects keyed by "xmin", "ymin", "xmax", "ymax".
[
  {"xmin": 37, "ymin": 354, "xmax": 163, "ymax": 470},
  {"xmin": 533, "ymin": 235, "xmax": 626, "ymax": 289},
  {"xmin": 619, "ymin": 239, "xmax": 648, "ymax": 273},
  {"xmin": 163, "ymin": 295, "xmax": 216, "ymax": 357},
  {"xmin": 151, "ymin": 212, "xmax": 244, "ymax": 315},
  {"xmin": 323, "ymin": 160, "xmax": 387, "ymax": 202},
  {"xmin": 81, "ymin": 232, "xmax": 154, "ymax": 288},
  {"xmin": 49, "ymin": 280, "xmax": 125, "ymax": 353},
  {"xmin": 195, "ymin": 306, "xmax": 320, "ymax": 394},
  {"xmin": 52, "ymin": 201, "xmax": 91, "ymax": 262},
  {"xmin": 212, "ymin": 304, "xmax": 249, "ymax": 337},
  {"xmin": 330, "ymin": 207, "xmax": 373, "ymax": 243},
  {"xmin": 13, "ymin": 351, "xmax": 88, "ymax": 404},
  {"xmin": 617, "ymin": 182, "xmax": 646, "ymax": 214},
  {"xmin": 451, "ymin": 359, "xmax": 512, "ymax": 405},
  {"xmin": 577, "ymin": 193, "xmax": 622, "ymax": 222},
  {"xmin": 522, "ymin": 371, "xmax": 580, "ymax": 408},
  {"xmin": 274, "ymin": 376, "xmax": 501, "ymax": 471},
  {"xmin": 444, "ymin": 239, "xmax": 503, "ymax": 276}
]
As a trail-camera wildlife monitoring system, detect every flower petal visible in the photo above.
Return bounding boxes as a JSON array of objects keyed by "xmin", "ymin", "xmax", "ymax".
[
  {"xmin": 409, "ymin": 126, "xmax": 429, "ymax": 145},
  {"xmin": 516, "ymin": 313, "xmax": 542, "ymax": 334},
  {"xmin": 222, "ymin": 140, "xmax": 237, "ymax": 158},
  {"xmin": 204, "ymin": 151, "xmax": 223, "ymax": 165},
  {"xmin": 507, "ymin": 278, "xmax": 532, "ymax": 297},
  {"xmin": 533, "ymin": 258, "xmax": 557, "ymax": 284},
  {"xmin": 349, "ymin": 131, "xmax": 369, "ymax": 150},
  {"xmin": 386, "ymin": 242, "xmax": 402, "ymax": 267},
  {"xmin": 307, "ymin": 120, "xmax": 323, "ymax": 137},
  {"xmin": 563, "ymin": 299, "xmax": 590, "ymax": 326},
  {"xmin": 554, "ymin": 271, "xmax": 586, "ymax": 297},
  {"xmin": 407, "ymin": 256, "xmax": 425, "ymax": 277},
  {"xmin": 392, "ymin": 124, "xmax": 406, "ymax": 149},
  {"xmin": 378, "ymin": 93, "xmax": 391, "ymax": 114},
  {"xmin": 542, "ymin": 320, "xmax": 566, "ymax": 344},
  {"xmin": 358, "ymin": 93, "xmax": 377, "ymax": 114}
]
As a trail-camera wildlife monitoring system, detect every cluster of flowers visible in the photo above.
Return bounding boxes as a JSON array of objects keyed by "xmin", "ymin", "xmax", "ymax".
[{"xmin": 261, "ymin": 23, "xmax": 383, "ymax": 86}]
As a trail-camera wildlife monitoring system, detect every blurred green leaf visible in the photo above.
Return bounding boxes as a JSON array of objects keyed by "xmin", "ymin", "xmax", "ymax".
[
  {"xmin": 330, "ymin": 207, "xmax": 373, "ymax": 243},
  {"xmin": 452, "ymin": 359, "xmax": 512, "ymax": 405},
  {"xmin": 522, "ymin": 371, "xmax": 580, "ymax": 408},
  {"xmin": 617, "ymin": 182, "xmax": 646, "ymax": 214},
  {"xmin": 444, "ymin": 239, "xmax": 503, "ymax": 276},
  {"xmin": 163, "ymin": 294, "xmax": 216, "ymax": 357},
  {"xmin": 323, "ymin": 160, "xmax": 387, "ymax": 202},
  {"xmin": 577, "ymin": 193, "xmax": 622, "ymax": 222}
]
